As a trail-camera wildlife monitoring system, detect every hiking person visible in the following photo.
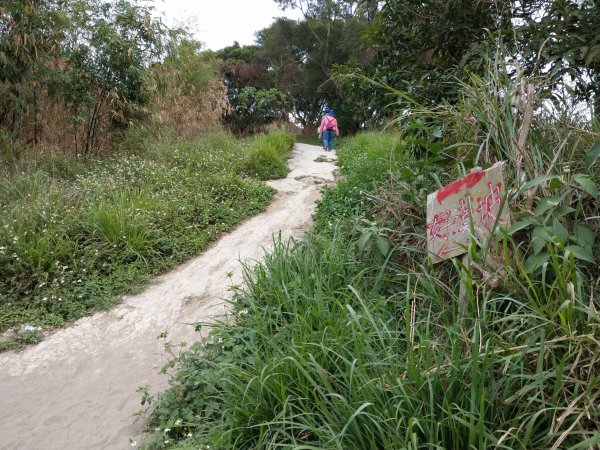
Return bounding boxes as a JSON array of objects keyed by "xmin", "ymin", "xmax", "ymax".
[{"xmin": 318, "ymin": 109, "xmax": 339, "ymax": 151}]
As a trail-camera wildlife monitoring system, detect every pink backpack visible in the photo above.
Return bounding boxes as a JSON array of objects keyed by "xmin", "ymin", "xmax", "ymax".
[{"xmin": 325, "ymin": 117, "xmax": 335, "ymax": 131}]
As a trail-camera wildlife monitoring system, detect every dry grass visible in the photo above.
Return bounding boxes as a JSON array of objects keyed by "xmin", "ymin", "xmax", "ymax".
[{"xmin": 151, "ymin": 77, "xmax": 229, "ymax": 138}]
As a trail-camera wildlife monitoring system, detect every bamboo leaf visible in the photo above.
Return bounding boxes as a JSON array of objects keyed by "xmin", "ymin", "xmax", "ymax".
[
  {"xmin": 585, "ymin": 140, "xmax": 600, "ymax": 171},
  {"xmin": 573, "ymin": 174, "xmax": 599, "ymax": 200},
  {"xmin": 572, "ymin": 224, "xmax": 595, "ymax": 248},
  {"xmin": 565, "ymin": 245, "xmax": 595, "ymax": 263},
  {"xmin": 519, "ymin": 175, "xmax": 559, "ymax": 195}
]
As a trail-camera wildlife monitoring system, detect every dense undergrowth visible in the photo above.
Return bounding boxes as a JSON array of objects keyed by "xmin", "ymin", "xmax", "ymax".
[
  {"xmin": 246, "ymin": 132, "xmax": 296, "ymax": 181},
  {"xmin": 141, "ymin": 71, "xmax": 599, "ymax": 449},
  {"xmin": 0, "ymin": 129, "xmax": 294, "ymax": 350}
]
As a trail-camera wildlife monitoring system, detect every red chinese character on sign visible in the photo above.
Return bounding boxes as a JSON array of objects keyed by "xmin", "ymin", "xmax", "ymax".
[
  {"xmin": 476, "ymin": 182, "xmax": 503, "ymax": 225},
  {"xmin": 426, "ymin": 162, "xmax": 510, "ymax": 263},
  {"xmin": 452, "ymin": 197, "xmax": 472, "ymax": 236},
  {"xmin": 427, "ymin": 210, "xmax": 452, "ymax": 243}
]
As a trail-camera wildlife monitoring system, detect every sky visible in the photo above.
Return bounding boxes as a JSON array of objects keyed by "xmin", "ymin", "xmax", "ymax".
[{"xmin": 151, "ymin": 0, "xmax": 303, "ymax": 51}]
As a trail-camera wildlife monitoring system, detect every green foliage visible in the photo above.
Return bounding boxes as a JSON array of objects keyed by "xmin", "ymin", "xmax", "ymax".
[
  {"xmin": 0, "ymin": 131, "xmax": 279, "ymax": 344},
  {"xmin": 586, "ymin": 140, "xmax": 600, "ymax": 171},
  {"xmin": 359, "ymin": 0, "xmax": 511, "ymax": 107},
  {"xmin": 217, "ymin": 41, "xmax": 262, "ymax": 65},
  {"xmin": 258, "ymin": 16, "xmax": 369, "ymax": 130},
  {"xmin": 218, "ymin": 11, "xmax": 372, "ymax": 134},
  {"xmin": 141, "ymin": 69, "xmax": 599, "ymax": 448},
  {"xmin": 225, "ymin": 87, "xmax": 290, "ymax": 134},
  {"xmin": 517, "ymin": 0, "xmax": 600, "ymax": 115},
  {"xmin": 332, "ymin": 1, "xmax": 600, "ymax": 122},
  {"xmin": 141, "ymin": 128, "xmax": 599, "ymax": 447},
  {"xmin": 245, "ymin": 131, "xmax": 295, "ymax": 180},
  {"xmin": 275, "ymin": 0, "xmax": 381, "ymax": 20},
  {"xmin": 0, "ymin": 0, "xmax": 66, "ymax": 137},
  {"xmin": 148, "ymin": 38, "xmax": 227, "ymax": 137},
  {"xmin": 154, "ymin": 38, "xmax": 218, "ymax": 98},
  {"xmin": 0, "ymin": 328, "xmax": 44, "ymax": 352},
  {"xmin": 509, "ymin": 173, "xmax": 598, "ymax": 274},
  {"xmin": 61, "ymin": 0, "xmax": 167, "ymax": 153},
  {"xmin": 0, "ymin": 0, "xmax": 229, "ymax": 155},
  {"xmin": 313, "ymin": 132, "xmax": 410, "ymax": 231}
]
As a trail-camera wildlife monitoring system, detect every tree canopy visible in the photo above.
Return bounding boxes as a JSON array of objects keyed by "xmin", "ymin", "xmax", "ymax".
[
  {"xmin": 339, "ymin": 0, "xmax": 600, "ymax": 119},
  {"xmin": 1, "ymin": 0, "xmax": 168, "ymax": 153}
]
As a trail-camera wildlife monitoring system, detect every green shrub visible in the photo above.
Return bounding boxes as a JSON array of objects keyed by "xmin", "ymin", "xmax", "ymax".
[
  {"xmin": 314, "ymin": 132, "xmax": 410, "ymax": 233},
  {"xmin": 142, "ymin": 228, "xmax": 600, "ymax": 449},
  {"xmin": 143, "ymin": 126, "xmax": 599, "ymax": 449},
  {"xmin": 0, "ymin": 131, "xmax": 276, "ymax": 346},
  {"xmin": 33, "ymin": 154, "xmax": 83, "ymax": 181},
  {"xmin": 264, "ymin": 130, "xmax": 295, "ymax": 156},
  {"xmin": 247, "ymin": 143, "xmax": 288, "ymax": 180},
  {"xmin": 245, "ymin": 131, "xmax": 295, "ymax": 180},
  {"xmin": 0, "ymin": 329, "xmax": 44, "ymax": 352}
]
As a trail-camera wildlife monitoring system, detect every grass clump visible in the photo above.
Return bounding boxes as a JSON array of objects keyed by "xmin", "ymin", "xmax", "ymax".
[
  {"xmin": 0, "ymin": 328, "xmax": 44, "ymax": 352},
  {"xmin": 143, "ymin": 232, "xmax": 599, "ymax": 449},
  {"xmin": 0, "ymin": 130, "xmax": 282, "ymax": 347},
  {"xmin": 314, "ymin": 132, "xmax": 410, "ymax": 232},
  {"xmin": 246, "ymin": 131, "xmax": 295, "ymax": 180},
  {"xmin": 141, "ymin": 70, "xmax": 600, "ymax": 448}
]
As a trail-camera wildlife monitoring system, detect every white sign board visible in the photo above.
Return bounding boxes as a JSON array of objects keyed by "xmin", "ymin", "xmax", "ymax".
[{"xmin": 426, "ymin": 162, "xmax": 510, "ymax": 263}]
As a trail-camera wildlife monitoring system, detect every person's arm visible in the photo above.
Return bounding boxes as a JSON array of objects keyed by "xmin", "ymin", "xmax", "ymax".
[
  {"xmin": 334, "ymin": 119, "xmax": 340, "ymax": 136},
  {"xmin": 317, "ymin": 117, "xmax": 325, "ymax": 135}
]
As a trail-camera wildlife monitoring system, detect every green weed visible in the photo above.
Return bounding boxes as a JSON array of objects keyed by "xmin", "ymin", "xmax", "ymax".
[
  {"xmin": 0, "ymin": 329, "xmax": 44, "ymax": 352},
  {"xmin": 246, "ymin": 131, "xmax": 295, "ymax": 180},
  {"xmin": 0, "ymin": 130, "xmax": 287, "ymax": 348},
  {"xmin": 142, "ymin": 122, "xmax": 599, "ymax": 449}
]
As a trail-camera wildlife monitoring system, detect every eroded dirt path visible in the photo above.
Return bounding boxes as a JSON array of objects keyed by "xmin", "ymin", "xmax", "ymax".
[{"xmin": 0, "ymin": 144, "xmax": 336, "ymax": 450}]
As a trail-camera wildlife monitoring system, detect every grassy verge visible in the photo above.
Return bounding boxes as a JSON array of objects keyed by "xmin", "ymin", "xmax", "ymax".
[
  {"xmin": 140, "ymin": 119, "xmax": 599, "ymax": 448},
  {"xmin": 0, "ymin": 130, "xmax": 294, "ymax": 350},
  {"xmin": 245, "ymin": 131, "xmax": 295, "ymax": 180}
]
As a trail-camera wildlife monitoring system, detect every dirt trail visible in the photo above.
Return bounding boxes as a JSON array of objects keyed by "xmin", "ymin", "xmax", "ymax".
[{"xmin": 0, "ymin": 143, "xmax": 336, "ymax": 450}]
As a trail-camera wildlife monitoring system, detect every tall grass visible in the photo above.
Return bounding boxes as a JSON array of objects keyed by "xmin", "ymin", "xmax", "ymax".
[
  {"xmin": 246, "ymin": 131, "xmax": 295, "ymax": 180},
  {"xmin": 0, "ymin": 130, "xmax": 293, "ymax": 349},
  {"xmin": 142, "ymin": 223, "xmax": 599, "ymax": 450},
  {"xmin": 314, "ymin": 132, "xmax": 409, "ymax": 232},
  {"xmin": 141, "ymin": 70, "xmax": 599, "ymax": 449}
]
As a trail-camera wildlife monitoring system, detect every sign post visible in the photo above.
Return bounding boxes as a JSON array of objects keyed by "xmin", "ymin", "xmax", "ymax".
[{"xmin": 426, "ymin": 162, "xmax": 510, "ymax": 264}]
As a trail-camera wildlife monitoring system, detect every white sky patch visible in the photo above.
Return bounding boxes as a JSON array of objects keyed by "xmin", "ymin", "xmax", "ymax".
[{"xmin": 150, "ymin": 0, "xmax": 303, "ymax": 50}]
